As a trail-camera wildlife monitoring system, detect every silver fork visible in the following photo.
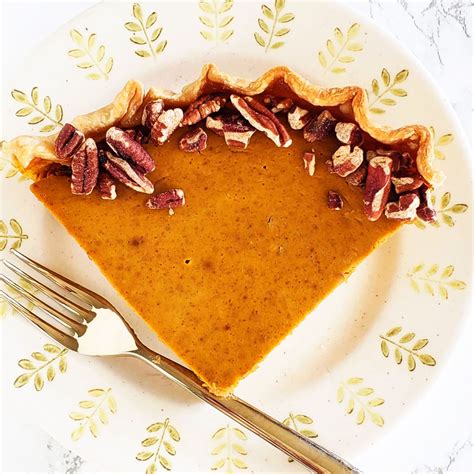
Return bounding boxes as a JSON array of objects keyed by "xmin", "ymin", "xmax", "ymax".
[{"xmin": 1, "ymin": 249, "xmax": 359, "ymax": 474}]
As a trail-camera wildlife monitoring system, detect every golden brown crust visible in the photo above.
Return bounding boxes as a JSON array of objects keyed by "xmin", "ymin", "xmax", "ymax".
[{"xmin": 6, "ymin": 64, "xmax": 443, "ymax": 186}]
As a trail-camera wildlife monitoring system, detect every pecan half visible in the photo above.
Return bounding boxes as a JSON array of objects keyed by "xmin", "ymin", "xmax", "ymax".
[
  {"xmin": 335, "ymin": 122, "xmax": 363, "ymax": 146},
  {"xmin": 146, "ymin": 188, "xmax": 185, "ymax": 214},
  {"xmin": 416, "ymin": 184, "xmax": 437, "ymax": 223},
  {"xmin": 182, "ymin": 94, "xmax": 227, "ymax": 126},
  {"xmin": 97, "ymin": 171, "xmax": 117, "ymax": 200},
  {"xmin": 345, "ymin": 161, "xmax": 367, "ymax": 186},
  {"xmin": 287, "ymin": 106, "xmax": 312, "ymax": 130},
  {"xmin": 142, "ymin": 99, "xmax": 165, "ymax": 129},
  {"xmin": 303, "ymin": 110, "xmax": 337, "ymax": 142},
  {"xmin": 106, "ymin": 127, "xmax": 155, "ymax": 173},
  {"xmin": 328, "ymin": 190, "xmax": 343, "ymax": 210},
  {"xmin": 385, "ymin": 192, "xmax": 420, "ymax": 221},
  {"xmin": 55, "ymin": 123, "xmax": 85, "ymax": 160},
  {"xmin": 179, "ymin": 127, "xmax": 207, "ymax": 152},
  {"xmin": 332, "ymin": 145, "xmax": 364, "ymax": 177},
  {"xmin": 70, "ymin": 138, "xmax": 99, "ymax": 196},
  {"xmin": 262, "ymin": 95, "xmax": 294, "ymax": 114},
  {"xmin": 302, "ymin": 151, "xmax": 316, "ymax": 176},
  {"xmin": 150, "ymin": 108, "xmax": 183, "ymax": 146},
  {"xmin": 230, "ymin": 95, "xmax": 292, "ymax": 147},
  {"xmin": 363, "ymin": 156, "xmax": 393, "ymax": 221},
  {"xmin": 102, "ymin": 151, "xmax": 154, "ymax": 194},
  {"xmin": 391, "ymin": 170, "xmax": 424, "ymax": 194},
  {"xmin": 206, "ymin": 114, "xmax": 256, "ymax": 149}
]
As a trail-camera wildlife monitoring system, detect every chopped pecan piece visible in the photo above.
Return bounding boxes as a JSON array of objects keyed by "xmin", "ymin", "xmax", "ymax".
[
  {"xmin": 206, "ymin": 114, "xmax": 256, "ymax": 149},
  {"xmin": 179, "ymin": 127, "xmax": 207, "ymax": 152},
  {"xmin": 332, "ymin": 145, "xmax": 364, "ymax": 177},
  {"xmin": 142, "ymin": 99, "xmax": 165, "ymax": 129},
  {"xmin": 325, "ymin": 159, "xmax": 335, "ymax": 174},
  {"xmin": 123, "ymin": 127, "xmax": 148, "ymax": 145},
  {"xmin": 303, "ymin": 110, "xmax": 337, "ymax": 142},
  {"xmin": 182, "ymin": 94, "xmax": 227, "ymax": 126},
  {"xmin": 385, "ymin": 192, "xmax": 420, "ymax": 221},
  {"xmin": 106, "ymin": 127, "xmax": 155, "ymax": 173},
  {"xmin": 97, "ymin": 171, "xmax": 117, "ymax": 200},
  {"xmin": 345, "ymin": 161, "xmax": 367, "ymax": 186},
  {"xmin": 70, "ymin": 138, "xmax": 99, "ymax": 196},
  {"xmin": 230, "ymin": 95, "xmax": 292, "ymax": 147},
  {"xmin": 328, "ymin": 191, "xmax": 343, "ymax": 210},
  {"xmin": 102, "ymin": 151, "xmax": 154, "ymax": 194},
  {"xmin": 416, "ymin": 184, "xmax": 437, "ymax": 223},
  {"xmin": 146, "ymin": 188, "xmax": 185, "ymax": 214},
  {"xmin": 374, "ymin": 149, "xmax": 414, "ymax": 172},
  {"xmin": 363, "ymin": 156, "xmax": 393, "ymax": 221},
  {"xmin": 335, "ymin": 122, "xmax": 363, "ymax": 146},
  {"xmin": 302, "ymin": 151, "xmax": 316, "ymax": 176},
  {"xmin": 262, "ymin": 95, "xmax": 294, "ymax": 114},
  {"xmin": 55, "ymin": 123, "xmax": 85, "ymax": 160},
  {"xmin": 150, "ymin": 108, "xmax": 183, "ymax": 146},
  {"xmin": 287, "ymin": 106, "xmax": 312, "ymax": 130},
  {"xmin": 391, "ymin": 170, "xmax": 424, "ymax": 194}
]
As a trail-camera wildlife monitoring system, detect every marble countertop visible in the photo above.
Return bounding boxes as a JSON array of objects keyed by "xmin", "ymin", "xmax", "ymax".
[{"xmin": 1, "ymin": 1, "xmax": 472, "ymax": 472}]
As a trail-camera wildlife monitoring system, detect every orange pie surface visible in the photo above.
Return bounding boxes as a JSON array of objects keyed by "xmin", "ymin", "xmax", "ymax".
[{"xmin": 31, "ymin": 127, "xmax": 400, "ymax": 393}]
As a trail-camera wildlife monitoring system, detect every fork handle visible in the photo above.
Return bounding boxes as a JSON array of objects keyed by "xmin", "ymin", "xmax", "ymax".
[{"xmin": 129, "ymin": 344, "xmax": 359, "ymax": 473}]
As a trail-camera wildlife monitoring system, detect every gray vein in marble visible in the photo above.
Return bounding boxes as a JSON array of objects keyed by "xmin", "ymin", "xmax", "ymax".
[
  {"xmin": 411, "ymin": 437, "xmax": 473, "ymax": 473},
  {"xmin": 47, "ymin": 436, "xmax": 84, "ymax": 474}
]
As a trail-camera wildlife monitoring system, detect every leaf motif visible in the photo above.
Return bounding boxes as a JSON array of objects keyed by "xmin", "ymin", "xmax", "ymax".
[
  {"xmin": 275, "ymin": 0, "xmax": 285, "ymax": 12},
  {"xmin": 88, "ymin": 388, "xmax": 106, "ymax": 397},
  {"xmin": 98, "ymin": 407, "xmax": 108, "ymax": 425},
  {"xmin": 43, "ymin": 96, "xmax": 52, "ymax": 113},
  {"xmin": 437, "ymin": 134, "xmax": 454, "ymax": 146},
  {"xmin": 211, "ymin": 443, "xmax": 226, "ymax": 455},
  {"xmin": 381, "ymin": 68, "xmax": 390, "ymax": 87},
  {"xmin": 410, "ymin": 279, "xmax": 420, "ymax": 293},
  {"xmin": 339, "ymin": 56, "xmax": 354, "ymax": 63},
  {"xmin": 141, "ymin": 436, "xmax": 158, "ymax": 447},
  {"xmin": 133, "ymin": 2, "xmax": 143, "ymax": 21},
  {"xmin": 334, "ymin": 27, "xmax": 344, "ymax": 44},
  {"xmin": 294, "ymin": 414, "xmax": 313, "ymax": 424},
  {"xmin": 232, "ymin": 427, "xmax": 247, "ymax": 440},
  {"xmin": 34, "ymin": 373, "xmax": 44, "ymax": 391},
  {"xmin": 220, "ymin": 30, "xmax": 233, "ymax": 41},
  {"xmin": 399, "ymin": 332, "xmax": 415, "ymax": 343},
  {"xmin": 219, "ymin": 0, "xmax": 233, "ymax": 13},
  {"xmin": 89, "ymin": 419, "xmax": 99, "ymax": 437},
  {"xmin": 105, "ymin": 58, "xmax": 113, "ymax": 74},
  {"xmin": 394, "ymin": 347, "xmax": 402, "ymax": 364},
  {"xmin": 442, "ymin": 214, "xmax": 454, "ymax": 227},
  {"xmin": 11, "ymin": 89, "xmax": 28, "ymax": 103},
  {"xmin": 318, "ymin": 51, "xmax": 327, "ymax": 68},
  {"xmin": 369, "ymin": 107, "xmax": 385, "ymax": 114},
  {"xmin": 381, "ymin": 340, "xmax": 389, "ymax": 357},
  {"xmin": 107, "ymin": 394, "xmax": 117, "ymax": 413},
  {"xmin": 426, "ymin": 264, "xmax": 439, "ymax": 277},
  {"xmin": 271, "ymin": 41, "xmax": 284, "ymax": 49},
  {"xmin": 69, "ymin": 412, "xmax": 87, "ymax": 421},
  {"xmin": 16, "ymin": 107, "xmax": 33, "ymax": 117},
  {"xmin": 31, "ymin": 87, "xmax": 39, "ymax": 105},
  {"xmin": 336, "ymin": 385, "xmax": 344, "ymax": 402},
  {"xmin": 394, "ymin": 69, "xmax": 409, "ymax": 83},
  {"xmin": 327, "ymin": 39, "xmax": 335, "ymax": 57},
  {"xmin": 155, "ymin": 40, "xmax": 167, "ymax": 53},
  {"xmin": 262, "ymin": 4, "xmax": 274, "ymax": 19},
  {"xmin": 164, "ymin": 441, "xmax": 176, "ymax": 455},
  {"xmin": 232, "ymin": 443, "xmax": 247, "ymax": 455},
  {"xmin": 440, "ymin": 192, "xmax": 451, "ymax": 209},
  {"xmin": 450, "ymin": 204, "xmax": 468, "ymax": 213},
  {"xmin": 391, "ymin": 88, "xmax": 407, "ymax": 97},
  {"xmin": 18, "ymin": 359, "xmax": 35, "ymax": 370},
  {"xmin": 212, "ymin": 427, "xmax": 226, "ymax": 439},
  {"xmin": 369, "ymin": 411, "xmax": 384, "ymax": 427},
  {"xmin": 71, "ymin": 425, "xmax": 85, "ymax": 441},
  {"xmin": 448, "ymin": 280, "xmax": 466, "ymax": 290},
  {"xmin": 70, "ymin": 29, "xmax": 83, "ymax": 45},
  {"xmin": 347, "ymin": 43, "xmax": 363, "ymax": 51},
  {"xmin": 135, "ymin": 50, "xmax": 151, "ymax": 58},
  {"xmin": 275, "ymin": 27, "xmax": 289, "ymax": 36},
  {"xmin": 219, "ymin": 15, "xmax": 233, "ymax": 27},
  {"xmin": 412, "ymin": 339, "xmax": 428, "ymax": 351},
  {"xmin": 167, "ymin": 424, "xmax": 180, "ymax": 441},
  {"xmin": 232, "ymin": 458, "xmax": 248, "ymax": 469},
  {"xmin": 357, "ymin": 387, "xmax": 374, "ymax": 396},
  {"xmin": 125, "ymin": 21, "xmax": 141, "ymax": 32},
  {"xmin": 32, "ymin": 351, "xmax": 47, "ymax": 361},
  {"xmin": 59, "ymin": 356, "xmax": 67, "ymax": 373},
  {"xmin": 56, "ymin": 104, "xmax": 63, "ymax": 122},
  {"xmin": 424, "ymin": 282, "xmax": 434, "ymax": 296},
  {"xmin": 254, "ymin": 32, "xmax": 266, "ymax": 47},
  {"xmin": 97, "ymin": 45, "xmax": 106, "ymax": 61},
  {"xmin": 14, "ymin": 373, "xmax": 30, "ymax": 388},
  {"xmin": 147, "ymin": 422, "xmax": 164, "ymax": 432},
  {"xmin": 146, "ymin": 12, "xmax": 157, "ymax": 28},
  {"xmin": 368, "ymin": 398, "xmax": 384, "ymax": 407},
  {"xmin": 201, "ymin": 31, "xmax": 214, "ymax": 41},
  {"xmin": 407, "ymin": 354, "xmax": 416, "ymax": 371},
  {"xmin": 159, "ymin": 455, "xmax": 172, "ymax": 470},
  {"xmin": 279, "ymin": 12, "xmax": 294, "ymax": 22},
  {"xmin": 79, "ymin": 400, "xmax": 95, "ymax": 409},
  {"xmin": 347, "ymin": 23, "xmax": 360, "ymax": 39},
  {"xmin": 0, "ymin": 220, "xmax": 8, "ymax": 234},
  {"xmin": 199, "ymin": 1, "xmax": 215, "ymax": 13},
  {"xmin": 419, "ymin": 354, "xmax": 436, "ymax": 366},
  {"xmin": 347, "ymin": 377, "xmax": 363, "ymax": 384},
  {"xmin": 386, "ymin": 326, "xmax": 402, "ymax": 337},
  {"xmin": 300, "ymin": 429, "xmax": 318, "ymax": 438},
  {"xmin": 130, "ymin": 36, "xmax": 147, "ymax": 45},
  {"xmin": 28, "ymin": 116, "xmax": 45, "ymax": 125},
  {"xmin": 346, "ymin": 398, "xmax": 354, "ymax": 414},
  {"xmin": 380, "ymin": 98, "xmax": 396, "ymax": 106},
  {"xmin": 211, "ymin": 459, "xmax": 226, "ymax": 470},
  {"xmin": 258, "ymin": 18, "xmax": 270, "ymax": 33},
  {"xmin": 136, "ymin": 451, "xmax": 154, "ymax": 461},
  {"xmin": 88, "ymin": 33, "xmax": 96, "ymax": 49},
  {"xmin": 356, "ymin": 409, "xmax": 365, "ymax": 425},
  {"xmin": 47, "ymin": 365, "xmax": 56, "ymax": 382}
]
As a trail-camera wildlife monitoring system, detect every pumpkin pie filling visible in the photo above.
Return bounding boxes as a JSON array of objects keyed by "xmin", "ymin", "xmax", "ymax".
[{"xmin": 7, "ymin": 65, "xmax": 442, "ymax": 394}]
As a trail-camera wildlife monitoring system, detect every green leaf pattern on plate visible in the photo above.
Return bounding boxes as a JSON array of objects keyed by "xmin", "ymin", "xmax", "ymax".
[
  {"xmin": 199, "ymin": 0, "xmax": 234, "ymax": 43},
  {"xmin": 429, "ymin": 126, "xmax": 454, "ymax": 161},
  {"xmin": 0, "ymin": 218, "xmax": 28, "ymax": 252},
  {"xmin": 407, "ymin": 263, "xmax": 466, "ymax": 298},
  {"xmin": 68, "ymin": 29, "xmax": 113, "ymax": 80},
  {"xmin": 414, "ymin": 191, "xmax": 468, "ymax": 229},
  {"xmin": 211, "ymin": 425, "xmax": 248, "ymax": 471},
  {"xmin": 367, "ymin": 68, "xmax": 409, "ymax": 114},
  {"xmin": 125, "ymin": 3, "xmax": 167, "ymax": 58},
  {"xmin": 282, "ymin": 413, "xmax": 317, "ymax": 462},
  {"xmin": 318, "ymin": 23, "xmax": 363, "ymax": 75},
  {"xmin": 254, "ymin": 0, "xmax": 294, "ymax": 52}
]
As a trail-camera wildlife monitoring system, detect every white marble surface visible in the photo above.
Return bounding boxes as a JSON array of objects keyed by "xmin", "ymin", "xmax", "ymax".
[{"xmin": 0, "ymin": 1, "xmax": 472, "ymax": 472}]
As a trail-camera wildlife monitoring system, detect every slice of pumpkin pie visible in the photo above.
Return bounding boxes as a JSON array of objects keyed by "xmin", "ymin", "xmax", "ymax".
[{"xmin": 7, "ymin": 64, "xmax": 442, "ymax": 395}]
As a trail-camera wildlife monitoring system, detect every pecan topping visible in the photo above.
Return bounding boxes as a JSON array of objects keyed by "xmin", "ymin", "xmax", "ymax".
[
  {"xmin": 345, "ymin": 161, "xmax": 367, "ymax": 186},
  {"xmin": 102, "ymin": 151, "xmax": 154, "ymax": 194},
  {"xmin": 142, "ymin": 99, "xmax": 165, "ymax": 129},
  {"xmin": 303, "ymin": 110, "xmax": 337, "ymax": 142},
  {"xmin": 223, "ymin": 119, "xmax": 256, "ymax": 149},
  {"xmin": 230, "ymin": 95, "xmax": 292, "ymax": 147},
  {"xmin": 391, "ymin": 170, "xmax": 424, "ymax": 194},
  {"xmin": 146, "ymin": 188, "xmax": 185, "ymax": 214},
  {"xmin": 262, "ymin": 95, "xmax": 294, "ymax": 114},
  {"xmin": 302, "ymin": 151, "xmax": 316, "ymax": 176},
  {"xmin": 287, "ymin": 106, "xmax": 312, "ymax": 130},
  {"xmin": 335, "ymin": 122, "xmax": 363, "ymax": 146},
  {"xmin": 328, "ymin": 191, "xmax": 343, "ymax": 210},
  {"xmin": 124, "ymin": 127, "xmax": 148, "ymax": 145},
  {"xmin": 332, "ymin": 145, "xmax": 364, "ymax": 177},
  {"xmin": 106, "ymin": 127, "xmax": 155, "ymax": 173},
  {"xmin": 150, "ymin": 108, "xmax": 183, "ymax": 146},
  {"xmin": 55, "ymin": 123, "xmax": 85, "ymax": 160},
  {"xmin": 97, "ymin": 171, "xmax": 117, "ymax": 200},
  {"xmin": 363, "ymin": 156, "xmax": 393, "ymax": 221},
  {"xmin": 70, "ymin": 138, "xmax": 99, "ymax": 196},
  {"xmin": 374, "ymin": 149, "xmax": 414, "ymax": 172},
  {"xmin": 182, "ymin": 94, "xmax": 227, "ymax": 126},
  {"xmin": 385, "ymin": 192, "xmax": 420, "ymax": 221},
  {"xmin": 179, "ymin": 127, "xmax": 207, "ymax": 152},
  {"xmin": 416, "ymin": 184, "xmax": 437, "ymax": 223}
]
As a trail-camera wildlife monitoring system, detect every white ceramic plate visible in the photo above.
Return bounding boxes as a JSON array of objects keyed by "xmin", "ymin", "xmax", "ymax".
[{"xmin": 1, "ymin": 1, "xmax": 471, "ymax": 471}]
